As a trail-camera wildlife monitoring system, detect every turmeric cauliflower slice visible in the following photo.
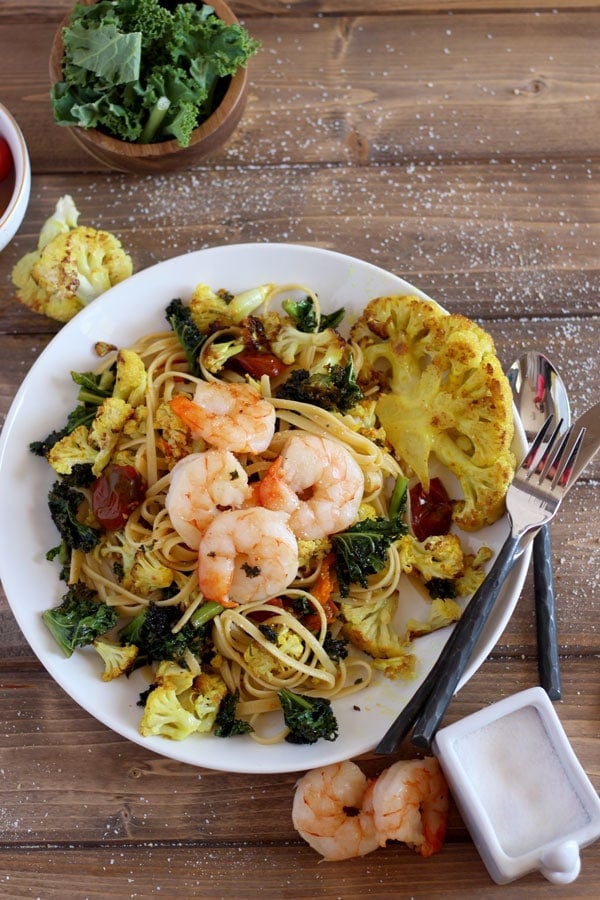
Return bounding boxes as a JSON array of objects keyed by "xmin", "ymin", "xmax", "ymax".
[
  {"xmin": 12, "ymin": 194, "xmax": 133, "ymax": 323},
  {"xmin": 352, "ymin": 294, "xmax": 515, "ymax": 531}
]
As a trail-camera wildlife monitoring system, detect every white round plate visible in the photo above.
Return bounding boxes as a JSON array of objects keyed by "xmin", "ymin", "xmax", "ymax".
[{"xmin": 0, "ymin": 243, "xmax": 529, "ymax": 774}]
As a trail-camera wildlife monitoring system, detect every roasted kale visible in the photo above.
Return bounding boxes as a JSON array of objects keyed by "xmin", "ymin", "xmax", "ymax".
[
  {"xmin": 165, "ymin": 297, "xmax": 206, "ymax": 377},
  {"xmin": 278, "ymin": 688, "xmax": 339, "ymax": 744},
  {"xmin": 276, "ymin": 359, "xmax": 363, "ymax": 412},
  {"xmin": 213, "ymin": 689, "xmax": 253, "ymax": 737},
  {"xmin": 42, "ymin": 582, "xmax": 118, "ymax": 657}
]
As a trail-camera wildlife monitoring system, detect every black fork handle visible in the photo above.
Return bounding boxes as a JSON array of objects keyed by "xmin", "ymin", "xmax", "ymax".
[{"xmin": 374, "ymin": 531, "xmax": 522, "ymax": 755}]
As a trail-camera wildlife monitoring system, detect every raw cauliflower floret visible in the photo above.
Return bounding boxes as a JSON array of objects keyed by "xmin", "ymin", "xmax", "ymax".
[
  {"xmin": 351, "ymin": 294, "xmax": 515, "ymax": 531},
  {"xmin": 13, "ymin": 214, "xmax": 133, "ymax": 323},
  {"xmin": 340, "ymin": 594, "xmax": 408, "ymax": 659},
  {"xmin": 48, "ymin": 397, "xmax": 133, "ymax": 476}
]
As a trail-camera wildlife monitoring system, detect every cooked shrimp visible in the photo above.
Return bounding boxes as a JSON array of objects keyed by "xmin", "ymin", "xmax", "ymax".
[
  {"xmin": 258, "ymin": 433, "xmax": 364, "ymax": 539},
  {"xmin": 292, "ymin": 761, "xmax": 379, "ymax": 861},
  {"xmin": 198, "ymin": 507, "xmax": 299, "ymax": 606},
  {"xmin": 165, "ymin": 450, "xmax": 253, "ymax": 550},
  {"xmin": 170, "ymin": 380, "xmax": 276, "ymax": 454},
  {"xmin": 371, "ymin": 756, "xmax": 448, "ymax": 857}
]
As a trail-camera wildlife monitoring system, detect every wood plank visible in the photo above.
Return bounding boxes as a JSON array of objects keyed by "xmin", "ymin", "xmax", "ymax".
[
  {"xmin": 1, "ymin": 12, "xmax": 599, "ymax": 173},
  {"xmin": 1, "ymin": 158, "xmax": 599, "ymax": 336},
  {"xmin": 0, "ymin": 658, "xmax": 598, "ymax": 847},
  {"xmin": 1, "ymin": 1, "xmax": 599, "ymax": 23},
  {"xmin": 1, "ymin": 841, "xmax": 599, "ymax": 900}
]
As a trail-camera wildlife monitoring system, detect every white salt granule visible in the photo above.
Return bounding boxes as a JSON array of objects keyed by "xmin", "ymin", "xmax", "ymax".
[{"xmin": 455, "ymin": 706, "xmax": 590, "ymax": 857}]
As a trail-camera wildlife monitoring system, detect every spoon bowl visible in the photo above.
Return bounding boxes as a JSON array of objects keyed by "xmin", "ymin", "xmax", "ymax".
[{"xmin": 507, "ymin": 351, "xmax": 571, "ymax": 700}]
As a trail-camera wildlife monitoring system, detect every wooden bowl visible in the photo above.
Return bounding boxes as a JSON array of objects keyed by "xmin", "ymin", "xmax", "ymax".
[{"xmin": 49, "ymin": 0, "xmax": 249, "ymax": 174}]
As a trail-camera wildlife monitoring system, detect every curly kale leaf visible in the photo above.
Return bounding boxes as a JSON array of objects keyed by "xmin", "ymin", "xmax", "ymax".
[
  {"xmin": 42, "ymin": 582, "xmax": 118, "ymax": 657},
  {"xmin": 276, "ymin": 359, "xmax": 363, "ymax": 413},
  {"xmin": 47, "ymin": 479, "xmax": 103, "ymax": 557},
  {"xmin": 118, "ymin": 601, "xmax": 215, "ymax": 666},
  {"xmin": 282, "ymin": 295, "xmax": 344, "ymax": 333},
  {"xmin": 332, "ymin": 477, "xmax": 408, "ymax": 597},
  {"xmin": 165, "ymin": 297, "xmax": 206, "ymax": 376},
  {"xmin": 213, "ymin": 689, "xmax": 253, "ymax": 737},
  {"xmin": 30, "ymin": 369, "xmax": 114, "ymax": 456},
  {"xmin": 278, "ymin": 688, "xmax": 338, "ymax": 744}
]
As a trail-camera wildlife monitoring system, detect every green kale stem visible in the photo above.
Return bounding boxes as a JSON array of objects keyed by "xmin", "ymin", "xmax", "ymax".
[
  {"xmin": 139, "ymin": 96, "xmax": 171, "ymax": 143},
  {"xmin": 389, "ymin": 474, "xmax": 408, "ymax": 521},
  {"xmin": 190, "ymin": 600, "xmax": 224, "ymax": 628}
]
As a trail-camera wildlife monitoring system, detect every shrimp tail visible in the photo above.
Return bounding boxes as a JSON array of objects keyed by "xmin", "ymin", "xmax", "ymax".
[{"xmin": 170, "ymin": 394, "xmax": 203, "ymax": 430}]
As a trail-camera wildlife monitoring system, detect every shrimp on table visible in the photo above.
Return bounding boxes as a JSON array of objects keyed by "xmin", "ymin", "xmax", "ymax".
[
  {"xmin": 170, "ymin": 380, "xmax": 276, "ymax": 454},
  {"xmin": 292, "ymin": 760, "xmax": 379, "ymax": 861},
  {"xmin": 165, "ymin": 450, "xmax": 253, "ymax": 550},
  {"xmin": 371, "ymin": 756, "xmax": 448, "ymax": 857},
  {"xmin": 198, "ymin": 506, "xmax": 298, "ymax": 606},
  {"xmin": 258, "ymin": 433, "xmax": 364, "ymax": 540}
]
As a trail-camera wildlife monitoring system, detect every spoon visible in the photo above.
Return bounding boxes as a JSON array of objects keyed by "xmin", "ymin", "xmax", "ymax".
[{"xmin": 507, "ymin": 351, "xmax": 571, "ymax": 701}]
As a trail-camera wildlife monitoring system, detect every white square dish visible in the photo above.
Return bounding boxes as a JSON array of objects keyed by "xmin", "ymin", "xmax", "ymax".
[{"xmin": 433, "ymin": 687, "xmax": 600, "ymax": 884}]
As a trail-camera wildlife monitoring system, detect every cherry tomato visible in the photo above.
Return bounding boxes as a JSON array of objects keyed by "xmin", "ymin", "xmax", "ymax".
[
  {"xmin": 235, "ymin": 351, "xmax": 288, "ymax": 379},
  {"xmin": 0, "ymin": 137, "xmax": 12, "ymax": 183},
  {"xmin": 91, "ymin": 464, "xmax": 147, "ymax": 531},
  {"xmin": 409, "ymin": 477, "xmax": 453, "ymax": 542}
]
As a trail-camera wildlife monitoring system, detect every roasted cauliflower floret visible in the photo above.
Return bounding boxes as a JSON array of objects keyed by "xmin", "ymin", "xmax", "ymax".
[
  {"xmin": 399, "ymin": 533, "xmax": 465, "ymax": 582},
  {"xmin": 12, "ymin": 206, "xmax": 133, "ymax": 323},
  {"xmin": 243, "ymin": 624, "xmax": 305, "ymax": 681},
  {"xmin": 297, "ymin": 537, "xmax": 332, "ymax": 572},
  {"xmin": 93, "ymin": 637, "xmax": 139, "ymax": 681},
  {"xmin": 139, "ymin": 684, "xmax": 201, "ymax": 740},
  {"xmin": 455, "ymin": 545, "xmax": 493, "ymax": 597},
  {"xmin": 189, "ymin": 282, "xmax": 272, "ymax": 332},
  {"xmin": 48, "ymin": 397, "xmax": 134, "ymax": 476},
  {"xmin": 113, "ymin": 349, "xmax": 147, "ymax": 407},
  {"xmin": 340, "ymin": 594, "xmax": 407, "ymax": 659},
  {"xmin": 102, "ymin": 534, "xmax": 175, "ymax": 597},
  {"xmin": 405, "ymin": 598, "xmax": 463, "ymax": 639},
  {"xmin": 186, "ymin": 672, "xmax": 229, "ymax": 733},
  {"xmin": 351, "ymin": 294, "xmax": 515, "ymax": 530}
]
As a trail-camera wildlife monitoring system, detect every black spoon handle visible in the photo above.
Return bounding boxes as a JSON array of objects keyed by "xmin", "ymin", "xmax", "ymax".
[{"xmin": 533, "ymin": 524, "xmax": 562, "ymax": 700}]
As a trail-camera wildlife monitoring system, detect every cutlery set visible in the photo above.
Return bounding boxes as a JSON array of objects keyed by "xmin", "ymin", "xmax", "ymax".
[{"xmin": 376, "ymin": 367, "xmax": 600, "ymax": 755}]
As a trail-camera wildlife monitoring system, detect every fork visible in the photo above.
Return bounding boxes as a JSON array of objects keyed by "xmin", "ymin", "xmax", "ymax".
[{"xmin": 374, "ymin": 415, "xmax": 586, "ymax": 755}]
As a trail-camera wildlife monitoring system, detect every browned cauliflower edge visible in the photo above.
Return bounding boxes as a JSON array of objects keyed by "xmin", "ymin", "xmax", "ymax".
[{"xmin": 351, "ymin": 294, "xmax": 515, "ymax": 531}]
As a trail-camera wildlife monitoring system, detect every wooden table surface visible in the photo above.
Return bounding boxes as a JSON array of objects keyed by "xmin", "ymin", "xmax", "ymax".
[{"xmin": 1, "ymin": 2, "xmax": 599, "ymax": 897}]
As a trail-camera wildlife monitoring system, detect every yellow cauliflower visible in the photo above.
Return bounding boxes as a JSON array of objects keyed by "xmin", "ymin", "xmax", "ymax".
[
  {"xmin": 399, "ymin": 532, "xmax": 465, "ymax": 582},
  {"xmin": 139, "ymin": 685, "xmax": 201, "ymax": 740},
  {"xmin": 189, "ymin": 282, "xmax": 272, "ymax": 332},
  {"xmin": 351, "ymin": 294, "xmax": 515, "ymax": 530},
  {"xmin": 48, "ymin": 397, "xmax": 133, "ymax": 476},
  {"xmin": 405, "ymin": 598, "xmax": 463, "ymax": 639},
  {"xmin": 340, "ymin": 594, "xmax": 408, "ymax": 659},
  {"xmin": 243, "ymin": 624, "xmax": 305, "ymax": 682},
  {"xmin": 113, "ymin": 349, "xmax": 147, "ymax": 407},
  {"xmin": 12, "ymin": 195, "xmax": 132, "ymax": 323},
  {"xmin": 93, "ymin": 638, "xmax": 139, "ymax": 681}
]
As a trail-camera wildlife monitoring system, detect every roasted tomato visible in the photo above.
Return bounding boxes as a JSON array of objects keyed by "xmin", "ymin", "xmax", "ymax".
[
  {"xmin": 409, "ymin": 477, "xmax": 453, "ymax": 542},
  {"xmin": 235, "ymin": 351, "xmax": 287, "ymax": 379},
  {"xmin": 91, "ymin": 464, "xmax": 147, "ymax": 531},
  {"xmin": 0, "ymin": 137, "xmax": 12, "ymax": 182}
]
